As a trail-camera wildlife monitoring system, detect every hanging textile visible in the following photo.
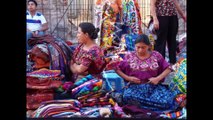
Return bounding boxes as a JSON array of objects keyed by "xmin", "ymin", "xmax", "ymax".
[
  {"xmin": 95, "ymin": 0, "xmax": 122, "ymax": 48},
  {"xmin": 122, "ymin": 0, "xmax": 143, "ymax": 35}
]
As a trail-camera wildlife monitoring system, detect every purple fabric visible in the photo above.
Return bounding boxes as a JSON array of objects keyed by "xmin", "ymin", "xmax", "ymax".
[
  {"xmin": 122, "ymin": 105, "xmax": 160, "ymax": 118},
  {"xmin": 117, "ymin": 51, "xmax": 170, "ymax": 83}
]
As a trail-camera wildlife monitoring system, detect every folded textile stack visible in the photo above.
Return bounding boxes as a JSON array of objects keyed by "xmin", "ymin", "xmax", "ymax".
[
  {"xmin": 31, "ymin": 99, "xmax": 82, "ymax": 118},
  {"xmin": 80, "ymin": 96, "xmax": 115, "ymax": 107},
  {"xmin": 27, "ymin": 68, "xmax": 63, "ymax": 89},
  {"xmin": 71, "ymin": 75, "xmax": 103, "ymax": 98},
  {"xmin": 27, "ymin": 68, "xmax": 64, "ymax": 110}
]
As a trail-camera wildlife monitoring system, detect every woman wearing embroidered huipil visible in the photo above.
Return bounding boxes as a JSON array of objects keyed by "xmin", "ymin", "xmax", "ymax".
[
  {"xmin": 151, "ymin": 0, "xmax": 186, "ymax": 65},
  {"xmin": 70, "ymin": 22, "xmax": 106, "ymax": 82},
  {"xmin": 116, "ymin": 34, "xmax": 182, "ymax": 111}
]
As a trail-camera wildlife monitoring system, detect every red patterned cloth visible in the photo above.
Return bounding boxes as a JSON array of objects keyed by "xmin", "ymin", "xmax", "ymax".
[
  {"xmin": 27, "ymin": 89, "xmax": 54, "ymax": 110},
  {"xmin": 72, "ymin": 43, "xmax": 106, "ymax": 75},
  {"xmin": 27, "ymin": 68, "xmax": 64, "ymax": 110}
]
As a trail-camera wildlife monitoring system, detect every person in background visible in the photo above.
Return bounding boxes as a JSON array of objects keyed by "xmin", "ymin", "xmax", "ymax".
[
  {"xmin": 115, "ymin": 34, "xmax": 182, "ymax": 112},
  {"xmin": 26, "ymin": 0, "xmax": 48, "ymax": 51},
  {"xmin": 70, "ymin": 22, "xmax": 106, "ymax": 82},
  {"xmin": 150, "ymin": 0, "xmax": 186, "ymax": 65}
]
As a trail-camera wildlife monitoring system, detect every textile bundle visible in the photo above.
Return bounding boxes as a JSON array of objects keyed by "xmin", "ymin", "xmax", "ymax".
[
  {"xmin": 31, "ymin": 99, "xmax": 82, "ymax": 118},
  {"xmin": 28, "ymin": 35, "xmax": 73, "ymax": 82},
  {"xmin": 27, "ymin": 68, "xmax": 64, "ymax": 110},
  {"xmin": 71, "ymin": 75, "xmax": 103, "ymax": 98}
]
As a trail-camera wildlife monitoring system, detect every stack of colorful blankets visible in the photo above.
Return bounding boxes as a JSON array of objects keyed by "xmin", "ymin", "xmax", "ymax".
[{"xmin": 27, "ymin": 68, "xmax": 63, "ymax": 110}]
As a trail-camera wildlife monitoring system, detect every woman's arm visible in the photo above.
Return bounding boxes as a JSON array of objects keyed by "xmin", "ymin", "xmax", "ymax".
[
  {"xmin": 149, "ymin": 67, "xmax": 171, "ymax": 85},
  {"xmin": 70, "ymin": 60, "xmax": 89, "ymax": 74},
  {"xmin": 173, "ymin": 0, "xmax": 186, "ymax": 22},
  {"xmin": 116, "ymin": 69, "xmax": 141, "ymax": 84},
  {"xmin": 150, "ymin": 0, "xmax": 159, "ymax": 30}
]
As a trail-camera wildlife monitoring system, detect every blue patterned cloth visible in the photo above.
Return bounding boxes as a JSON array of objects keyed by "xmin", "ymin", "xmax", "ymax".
[
  {"xmin": 124, "ymin": 34, "xmax": 138, "ymax": 51},
  {"xmin": 123, "ymin": 83, "xmax": 181, "ymax": 112}
]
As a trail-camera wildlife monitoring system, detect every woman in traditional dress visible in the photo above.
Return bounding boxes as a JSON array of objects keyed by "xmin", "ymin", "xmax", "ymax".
[
  {"xmin": 116, "ymin": 34, "xmax": 182, "ymax": 112},
  {"xmin": 70, "ymin": 22, "xmax": 106, "ymax": 82}
]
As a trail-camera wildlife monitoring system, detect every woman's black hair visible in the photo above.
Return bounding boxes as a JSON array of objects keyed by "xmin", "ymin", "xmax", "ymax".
[
  {"xmin": 79, "ymin": 22, "xmax": 100, "ymax": 40},
  {"xmin": 28, "ymin": 0, "xmax": 38, "ymax": 7},
  {"xmin": 135, "ymin": 34, "xmax": 151, "ymax": 46}
]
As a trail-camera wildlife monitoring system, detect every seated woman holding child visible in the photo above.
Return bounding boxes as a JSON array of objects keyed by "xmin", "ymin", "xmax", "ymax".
[{"xmin": 115, "ymin": 34, "xmax": 183, "ymax": 112}]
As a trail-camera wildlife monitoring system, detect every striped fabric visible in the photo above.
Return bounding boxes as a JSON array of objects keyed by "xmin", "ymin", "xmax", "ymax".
[
  {"xmin": 27, "ymin": 11, "xmax": 47, "ymax": 31},
  {"xmin": 31, "ymin": 99, "xmax": 81, "ymax": 118}
]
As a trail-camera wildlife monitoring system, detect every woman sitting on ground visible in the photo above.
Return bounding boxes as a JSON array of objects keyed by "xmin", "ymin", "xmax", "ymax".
[
  {"xmin": 70, "ymin": 22, "xmax": 106, "ymax": 82},
  {"xmin": 116, "ymin": 34, "xmax": 182, "ymax": 112}
]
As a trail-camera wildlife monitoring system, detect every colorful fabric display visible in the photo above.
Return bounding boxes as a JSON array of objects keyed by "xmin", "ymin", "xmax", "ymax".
[
  {"xmin": 122, "ymin": 0, "xmax": 142, "ymax": 34},
  {"xmin": 99, "ymin": 0, "xmax": 122, "ymax": 48},
  {"xmin": 74, "ymin": 74, "xmax": 94, "ymax": 86},
  {"xmin": 80, "ymin": 97, "xmax": 115, "ymax": 107},
  {"xmin": 175, "ymin": 93, "xmax": 186, "ymax": 108},
  {"xmin": 27, "ymin": 68, "xmax": 63, "ymax": 89},
  {"xmin": 171, "ymin": 58, "xmax": 187, "ymax": 93},
  {"xmin": 27, "ymin": 68, "xmax": 64, "ymax": 110},
  {"xmin": 102, "ymin": 70, "xmax": 127, "ymax": 92},
  {"xmin": 27, "ymin": 68, "xmax": 61, "ymax": 78},
  {"xmin": 164, "ymin": 107, "xmax": 186, "ymax": 119},
  {"xmin": 77, "ymin": 90, "xmax": 106, "ymax": 102},
  {"xmin": 123, "ymin": 34, "xmax": 139, "ymax": 51},
  {"xmin": 31, "ymin": 99, "xmax": 81, "ymax": 118},
  {"xmin": 123, "ymin": 83, "xmax": 181, "ymax": 112},
  {"xmin": 72, "ymin": 78, "xmax": 103, "ymax": 98},
  {"xmin": 61, "ymin": 81, "xmax": 74, "ymax": 91}
]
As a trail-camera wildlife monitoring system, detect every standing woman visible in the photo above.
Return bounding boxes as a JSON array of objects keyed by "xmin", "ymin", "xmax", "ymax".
[
  {"xmin": 70, "ymin": 22, "xmax": 106, "ymax": 82},
  {"xmin": 150, "ymin": 0, "xmax": 186, "ymax": 65}
]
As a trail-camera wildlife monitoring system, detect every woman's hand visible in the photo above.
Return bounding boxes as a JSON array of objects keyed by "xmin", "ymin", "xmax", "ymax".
[
  {"xmin": 128, "ymin": 76, "xmax": 141, "ymax": 84},
  {"xmin": 153, "ymin": 18, "xmax": 159, "ymax": 30},
  {"xmin": 148, "ymin": 77, "xmax": 160, "ymax": 85}
]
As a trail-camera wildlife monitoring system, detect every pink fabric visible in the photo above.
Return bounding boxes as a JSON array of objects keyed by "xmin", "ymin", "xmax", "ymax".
[
  {"xmin": 72, "ymin": 44, "xmax": 106, "ymax": 75},
  {"xmin": 117, "ymin": 51, "xmax": 170, "ymax": 83}
]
